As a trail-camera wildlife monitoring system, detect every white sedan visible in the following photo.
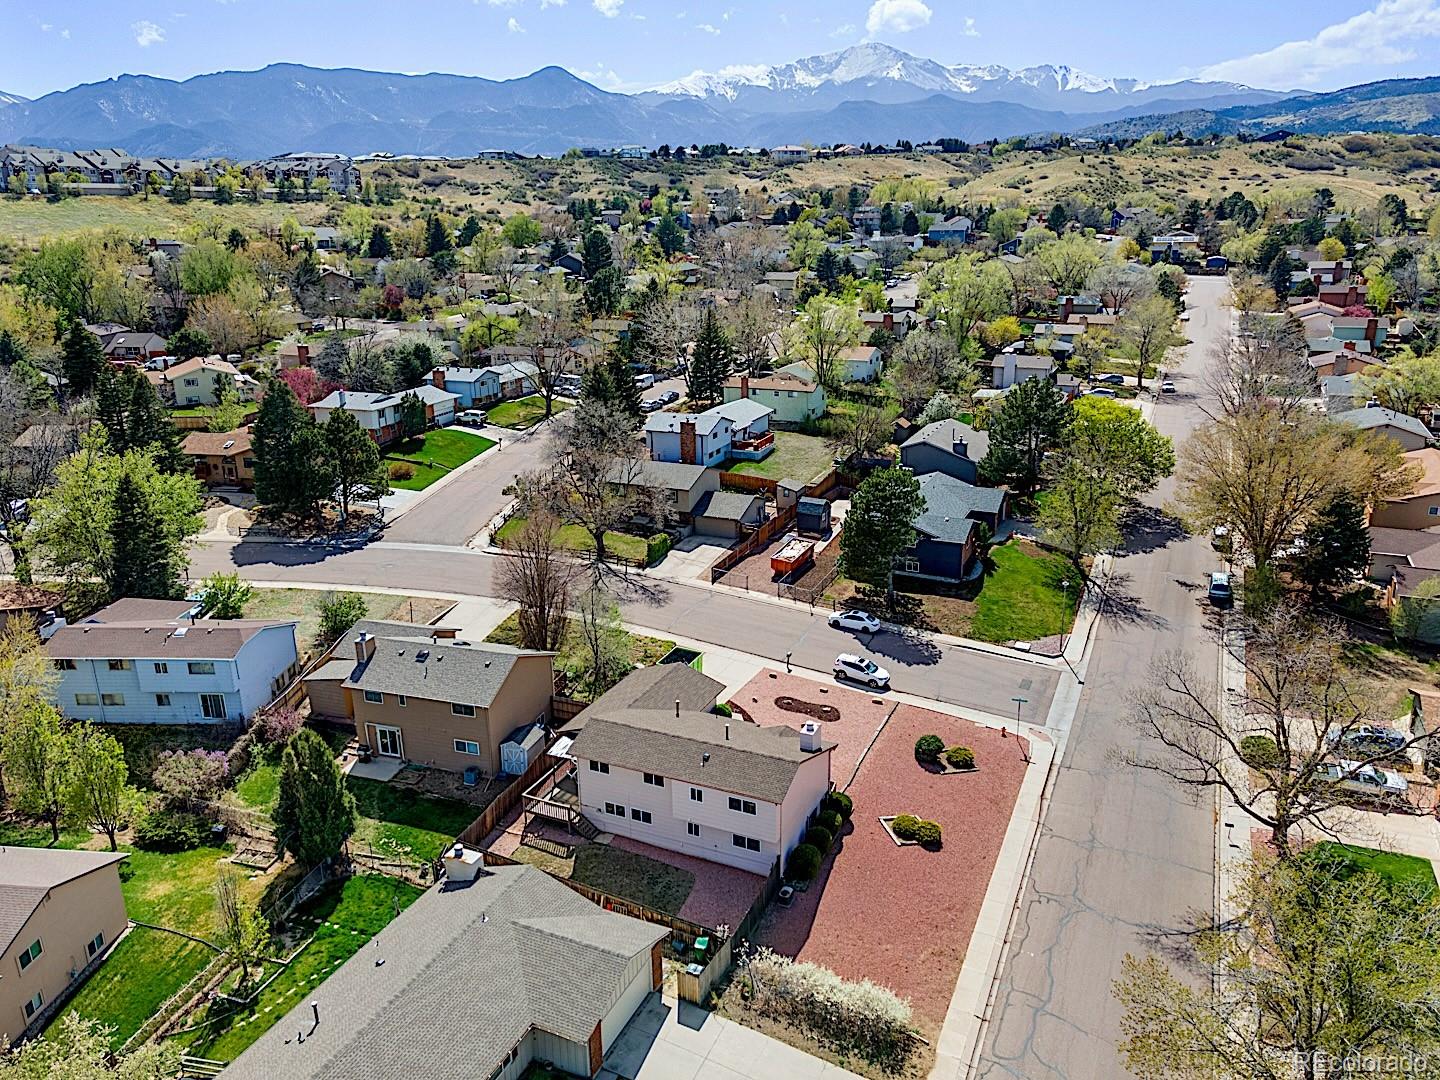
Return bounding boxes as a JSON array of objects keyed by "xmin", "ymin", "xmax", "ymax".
[{"xmin": 828, "ymin": 610, "xmax": 883, "ymax": 635}]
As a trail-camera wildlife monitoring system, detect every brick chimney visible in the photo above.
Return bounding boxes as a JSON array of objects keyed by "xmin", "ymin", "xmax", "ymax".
[
  {"xmin": 679, "ymin": 420, "xmax": 698, "ymax": 465},
  {"xmin": 739, "ymin": 376, "xmax": 750, "ymax": 399},
  {"xmin": 431, "ymin": 368, "xmax": 447, "ymax": 389},
  {"xmin": 1366, "ymin": 318, "xmax": 1378, "ymax": 343},
  {"xmin": 296, "ymin": 342, "xmax": 310, "ymax": 365},
  {"xmin": 1060, "ymin": 297, "xmax": 1073, "ymax": 322}
]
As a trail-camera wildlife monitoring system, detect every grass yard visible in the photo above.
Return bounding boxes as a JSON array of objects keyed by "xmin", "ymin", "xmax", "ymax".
[
  {"xmin": 0, "ymin": 193, "xmax": 328, "ymax": 241},
  {"xmin": 509, "ymin": 841, "xmax": 696, "ymax": 915},
  {"xmin": 1338, "ymin": 634, "xmax": 1440, "ymax": 725},
  {"xmin": 1312, "ymin": 842, "xmax": 1438, "ymax": 894},
  {"xmin": 172, "ymin": 875, "xmax": 422, "ymax": 1062},
  {"xmin": 233, "ymin": 762, "xmax": 280, "ymax": 813},
  {"xmin": 485, "ymin": 611, "xmax": 675, "ymax": 701},
  {"xmin": 495, "ymin": 516, "xmax": 651, "ymax": 564},
  {"xmin": 383, "ymin": 428, "xmax": 495, "ymax": 490},
  {"xmin": 241, "ymin": 587, "xmax": 454, "ymax": 653},
  {"xmin": 727, "ymin": 430, "xmax": 835, "ymax": 483},
  {"xmin": 346, "ymin": 775, "xmax": 479, "ymax": 862},
  {"xmin": 485, "ymin": 394, "xmax": 570, "ymax": 429},
  {"xmin": 970, "ymin": 541, "xmax": 1082, "ymax": 644}
]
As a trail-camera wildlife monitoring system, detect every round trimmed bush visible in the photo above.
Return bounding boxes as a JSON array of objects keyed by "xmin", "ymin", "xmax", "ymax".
[
  {"xmin": 822, "ymin": 791, "xmax": 853, "ymax": 821},
  {"xmin": 133, "ymin": 805, "xmax": 210, "ymax": 852},
  {"xmin": 787, "ymin": 843, "xmax": 822, "ymax": 881},
  {"xmin": 891, "ymin": 813, "xmax": 923, "ymax": 840},
  {"xmin": 945, "ymin": 745, "xmax": 976, "ymax": 770},
  {"xmin": 804, "ymin": 825, "xmax": 834, "ymax": 852},
  {"xmin": 816, "ymin": 810, "xmax": 843, "ymax": 836},
  {"xmin": 713, "ymin": 702, "xmax": 733, "ymax": 718},
  {"xmin": 1239, "ymin": 735, "xmax": 1282, "ymax": 769},
  {"xmin": 914, "ymin": 734, "xmax": 944, "ymax": 764},
  {"xmin": 911, "ymin": 819, "xmax": 943, "ymax": 848}
]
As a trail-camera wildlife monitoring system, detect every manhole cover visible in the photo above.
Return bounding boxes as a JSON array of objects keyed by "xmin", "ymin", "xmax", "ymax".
[{"xmin": 1019, "ymin": 678, "xmax": 1033, "ymax": 691}]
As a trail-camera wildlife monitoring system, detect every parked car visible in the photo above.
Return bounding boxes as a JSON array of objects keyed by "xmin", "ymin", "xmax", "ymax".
[
  {"xmin": 1086, "ymin": 387, "xmax": 1118, "ymax": 398},
  {"xmin": 634, "ymin": 373, "xmax": 656, "ymax": 390},
  {"xmin": 1207, "ymin": 572, "xmax": 1232, "ymax": 606},
  {"xmin": 1325, "ymin": 725, "xmax": 1408, "ymax": 759},
  {"xmin": 828, "ymin": 610, "xmax": 883, "ymax": 635},
  {"xmin": 833, "ymin": 653, "xmax": 891, "ymax": 689},
  {"xmin": 1097, "ymin": 373, "xmax": 1125, "ymax": 385},
  {"xmin": 640, "ymin": 398, "xmax": 663, "ymax": 413},
  {"xmin": 658, "ymin": 389, "xmax": 680, "ymax": 405},
  {"xmin": 1317, "ymin": 759, "xmax": 1409, "ymax": 806},
  {"xmin": 456, "ymin": 409, "xmax": 488, "ymax": 427},
  {"xmin": 1160, "ymin": 380, "xmax": 1177, "ymax": 394}
]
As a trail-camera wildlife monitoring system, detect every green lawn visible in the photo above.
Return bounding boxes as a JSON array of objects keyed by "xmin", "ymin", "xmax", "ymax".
[
  {"xmin": 971, "ymin": 541, "xmax": 1081, "ymax": 643},
  {"xmin": 172, "ymin": 875, "xmax": 422, "ymax": 1062},
  {"xmin": 241, "ymin": 588, "xmax": 454, "ymax": 653},
  {"xmin": 485, "ymin": 394, "xmax": 570, "ymax": 430},
  {"xmin": 0, "ymin": 193, "xmax": 328, "ymax": 241},
  {"xmin": 509, "ymin": 841, "xmax": 696, "ymax": 916},
  {"xmin": 346, "ymin": 776, "xmax": 479, "ymax": 862},
  {"xmin": 495, "ymin": 516, "xmax": 650, "ymax": 564},
  {"xmin": 485, "ymin": 611, "xmax": 675, "ymax": 702},
  {"xmin": 727, "ymin": 430, "xmax": 835, "ymax": 483},
  {"xmin": 233, "ymin": 763, "xmax": 280, "ymax": 813},
  {"xmin": 1311, "ymin": 842, "xmax": 1439, "ymax": 894},
  {"xmin": 383, "ymin": 428, "xmax": 495, "ymax": 490}
]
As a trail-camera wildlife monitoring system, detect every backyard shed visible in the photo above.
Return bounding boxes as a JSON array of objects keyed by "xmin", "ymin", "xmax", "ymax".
[
  {"xmin": 796, "ymin": 497, "xmax": 832, "ymax": 536},
  {"xmin": 301, "ymin": 657, "xmax": 357, "ymax": 721},
  {"xmin": 500, "ymin": 721, "xmax": 547, "ymax": 775},
  {"xmin": 692, "ymin": 490, "xmax": 765, "ymax": 538}
]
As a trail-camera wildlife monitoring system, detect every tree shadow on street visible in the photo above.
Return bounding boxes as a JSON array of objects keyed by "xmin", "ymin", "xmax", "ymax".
[
  {"xmin": 1095, "ymin": 571, "xmax": 1170, "ymax": 630},
  {"xmin": 1119, "ymin": 505, "xmax": 1189, "ymax": 556}
]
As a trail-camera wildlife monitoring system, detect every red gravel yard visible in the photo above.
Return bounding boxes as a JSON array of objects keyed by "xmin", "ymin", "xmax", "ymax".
[
  {"xmin": 732, "ymin": 669, "xmax": 894, "ymax": 785},
  {"xmin": 757, "ymin": 703, "xmax": 1029, "ymax": 1034}
]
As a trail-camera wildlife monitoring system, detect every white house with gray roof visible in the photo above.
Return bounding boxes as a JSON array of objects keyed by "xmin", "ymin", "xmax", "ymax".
[
  {"xmin": 644, "ymin": 397, "xmax": 774, "ymax": 466},
  {"xmin": 1335, "ymin": 406, "xmax": 1432, "ymax": 452},
  {"xmin": 224, "ymin": 862, "xmax": 665, "ymax": 1080},
  {"xmin": 568, "ymin": 672, "xmax": 834, "ymax": 874}
]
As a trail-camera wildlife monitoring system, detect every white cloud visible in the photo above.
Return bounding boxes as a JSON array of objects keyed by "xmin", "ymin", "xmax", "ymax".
[
  {"xmin": 39, "ymin": 22, "xmax": 52, "ymax": 31},
  {"xmin": 484, "ymin": 0, "xmax": 520, "ymax": 6},
  {"xmin": 132, "ymin": 20, "xmax": 166, "ymax": 46},
  {"xmin": 830, "ymin": 21, "xmax": 857, "ymax": 37},
  {"xmin": 593, "ymin": 0, "xmax": 623, "ymax": 16},
  {"xmin": 508, "ymin": 16, "xmax": 525, "ymax": 31},
  {"xmin": 696, "ymin": 22, "xmax": 720, "ymax": 34},
  {"xmin": 540, "ymin": 0, "xmax": 567, "ymax": 6},
  {"xmin": 1198, "ymin": 0, "xmax": 1440, "ymax": 88},
  {"xmin": 865, "ymin": 0, "xmax": 931, "ymax": 35},
  {"xmin": 576, "ymin": 65, "xmax": 625, "ymax": 89},
  {"xmin": 60, "ymin": 28, "xmax": 70, "ymax": 37},
  {"xmin": 963, "ymin": 16, "xmax": 979, "ymax": 37}
]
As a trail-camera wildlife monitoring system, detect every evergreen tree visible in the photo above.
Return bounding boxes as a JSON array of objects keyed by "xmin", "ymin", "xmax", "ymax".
[
  {"xmin": 840, "ymin": 468, "xmax": 927, "ymax": 606},
  {"xmin": 902, "ymin": 208, "xmax": 922, "ymax": 236},
  {"xmin": 60, "ymin": 321, "xmax": 106, "ymax": 397},
  {"xmin": 979, "ymin": 378, "xmax": 1073, "ymax": 493},
  {"xmin": 581, "ymin": 228, "xmax": 614, "ymax": 277},
  {"xmin": 253, "ymin": 383, "xmax": 333, "ymax": 518},
  {"xmin": 324, "ymin": 409, "xmax": 389, "ymax": 520},
  {"xmin": 607, "ymin": 351, "xmax": 643, "ymax": 426},
  {"xmin": 1267, "ymin": 251, "xmax": 1293, "ymax": 298},
  {"xmin": 366, "ymin": 223, "xmax": 393, "ymax": 259},
  {"xmin": 457, "ymin": 214, "xmax": 482, "ymax": 247},
  {"xmin": 0, "ymin": 329, "xmax": 24, "ymax": 366},
  {"xmin": 584, "ymin": 266, "xmax": 625, "ymax": 316},
  {"xmin": 1046, "ymin": 203, "xmax": 1068, "ymax": 234},
  {"xmin": 397, "ymin": 391, "xmax": 427, "ymax": 441},
  {"xmin": 815, "ymin": 248, "xmax": 841, "ymax": 291},
  {"xmin": 879, "ymin": 203, "xmax": 899, "ymax": 234},
  {"xmin": 1295, "ymin": 494, "xmax": 1370, "ymax": 594},
  {"xmin": 169, "ymin": 327, "xmax": 213, "ymax": 360},
  {"xmin": 689, "ymin": 310, "xmax": 733, "ymax": 404},
  {"xmin": 656, "ymin": 214, "xmax": 686, "ymax": 256},
  {"xmin": 94, "ymin": 367, "xmax": 187, "ymax": 473},
  {"xmin": 274, "ymin": 727, "xmax": 356, "ymax": 867},
  {"xmin": 109, "ymin": 471, "xmax": 181, "ymax": 600},
  {"xmin": 424, "ymin": 215, "xmax": 452, "ymax": 256},
  {"xmin": 580, "ymin": 360, "xmax": 618, "ymax": 408}
]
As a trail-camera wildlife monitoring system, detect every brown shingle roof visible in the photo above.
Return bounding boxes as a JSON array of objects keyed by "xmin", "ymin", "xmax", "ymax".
[
  {"xmin": 0, "ymin": 585, "xmax": 61, "ymax": 613},
  {"xmin": 723, "ymin": 372, "xmax": 817, "ymax": 393},
  {"xmin": 182, "ymin": 428, "xmax": 253, "ymax": 457},
  {"xmin": 1, "ymin": 849, "xmax": 127, "ymax": 954}
]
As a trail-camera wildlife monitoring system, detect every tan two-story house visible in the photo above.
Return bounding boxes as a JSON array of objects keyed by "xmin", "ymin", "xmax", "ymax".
[{"xmin": 304, "ymin": 621, "xmax": 555, "ymax": 776}]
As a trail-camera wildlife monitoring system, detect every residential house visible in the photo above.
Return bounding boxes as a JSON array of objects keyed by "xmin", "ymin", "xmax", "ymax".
[
  {"xmin": 770, "ymin": 145, "xmax": 812, "ymax": 164},
  {"xmin": 898, "ymin": 473, "xmax": 1009, "ymax": 584},
  {"xmin": 101, "ymin": 331, "xmax": 167, "ymax": 362},
  {"xmin": 645, "ymin": 398, "xmax": 774, "ymax": 466},
  {"xmin": 1057, "ymin": 295, "xmax": 1104, "ymax": 319},
  {"xmin": 306, "ymin": 226, "xmax": 341, "ymax": 251},
  {"xmin": 1287, "ymin": 299, "xmax": 1345, "ymax": 320},
  {"xmin": 763, "ymin": 271, "xmax": 801, "ymax": 301},
  {"xmin": 1367, "ymin": 526, "xmax": 1440, "ymax": 583},
  {"xmin": 0, "ymin": 849, "xmax": 129, "ymax": 1044},
  {"xmin": 0, "ymin": 585, "xmax": 64, "ymax": 640},
  {"xmin": 1318, "ymin": 283, "xmax": 1365, "ymax": 308},
  {"xmin": 48, "ymin": 600, "xmax": 299, "ymax": 724},
  {"xmin": 568, "ymin": 677, "xmax": 834, "ymax": 874},
  {"xmin": 927, "ymin": 216, "xmax": 973, "ymax": 245},
  {"xmin": 1321, "ymin": 372, "xmax": 1369, "ymax": 414},
  {"xmin": 275, "ymin": 340, "xmax": 312, "ymax": 369},
  {"xmin": 1308, "ymin": 350, "xmax": 1379, "ymax": 379},
  {"xmin": 430, "ymin": 362, "xmax": 539, "ymax": 407},
  {"xmin": 1149, "ymin": 233, "xmax": 1201, "ymax": 262},
  {"xmin": 1306, "ymin": 260, "xmax": 1351, "ymax": 286},
  {"xmin": 150, "ymin": 355, "xmax": 257, "ymax": 407},
  {"xmin": 607, "ymin": 461, "xmax": 721, "ymax": 524},
  {"xmin": 852, "ymin": 206, "xmax": 884, "ymax": 231},
  {"xmin": 1332, "ymin": 316, "xmax": 1390, "ymax": 350},
  {"xmin": 860, "ymin": 309, "xmax": 920, "ymax": 339},
  {"xmin": 900, "ymin": 418, "xmax": 990, "ymax": 485},
  {"xmin": 1335, "ymin": 407, "xmax": 1432, "ymax": 452},
  {"xmin": 564, "ymin": 663, "xmax": 723, "ymax": 735},
  {"xmin": 722, "ymin": 372, "xmax": 826, "ymax": 425},
  {"xmin": 305, "ymin": 622, "xmax": 555, "ymax": 776},
  {"xmin": 310, "ymin": 384, "xmax": 460, "ymax": 444},
  {"xmin": 246, "ymin": 153, "xmax": 361, "ymax": 194},
  {"xmin": 1370, "ymin": 448, "xmax": 1440, "ymax": 529},
  {"xmin": 990, "ymin": 351, "xmax": 1057, "ymax": 389},
  {"xmin": 224, "ymin": 862, "xmax": 666, "ymax": 1080},
  {"xmin": 182, "ymin": 427, "xmax": 256, "ymax": 489},
  {"xmin": 781, "ymin": 346, "xmax": 882, "ymax": 386}
]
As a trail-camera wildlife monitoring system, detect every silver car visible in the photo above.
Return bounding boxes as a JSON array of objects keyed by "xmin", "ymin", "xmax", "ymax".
[
  {"xmin": 828, "ymin": 610, "xmax": 882, "ymax": 635},
  {"xmin": 1318, "ymin": 759, "xmax": 1409, "ymax": 806}
]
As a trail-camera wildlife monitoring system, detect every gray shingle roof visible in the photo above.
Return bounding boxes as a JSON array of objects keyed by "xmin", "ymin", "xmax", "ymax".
[
  {"xmin": 692, "ymin": 490, "xmax": 762, "ymax": 521},
  {"xmin": 569, "ymin": 664, "xmax": 723, "ymax": 733},
  {"xmin": 341, "ymin": 628, "xmax": 552, "ymax": 709},
  {"xmin": 902, "ymin": 418, "xmax": 988, "ymax": 461},
  {"xmin": 223, "ymin": 863, "xmax": 665, "ymax": 1080},
  {"xmin": 1335, "ymin": 407, "xmax": 1431, "ymax": 440},
  {"xmin": 0, "ymin": 849, "xmax": 127, "ymax": 954},
  {"xmin": 609, "ymin": 460, "xmax": 711, "ymax": 492},
  {"xmin": 569, "ymin": 708, "xmax": 832, "ymax": 804},
  {"xmin": 47, "ymin": 619, "xmax": 292, "ymax": 661},
  {"xmin": 644, "ymin": 411, "xmax": 728, "ymax": 436},
  {"xmin": 913, "ymin": 473, "xmax": 1007, "ymax": 545}
]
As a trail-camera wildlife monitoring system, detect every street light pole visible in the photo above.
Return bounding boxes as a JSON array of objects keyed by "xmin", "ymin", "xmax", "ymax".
[{"xmin": 1010, "ymin": 695, "xmax": 1031, "ymax": 763}]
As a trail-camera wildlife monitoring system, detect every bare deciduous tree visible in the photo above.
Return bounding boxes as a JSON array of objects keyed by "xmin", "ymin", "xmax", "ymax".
[
  {"xmin": 827, "ymin": 403, "xmax": 898, "ymax": 463},
  {"xmin": 494, "ymin": 506, "xmax": 574, "ymax": 652},
  {"xmin": 0, "ymin": 372, "xmax": 76, "ymax": 583},
  {"xmin": 518, "ymin": 277, "xmax": 581, "ymax": 420},
  {"xmin": 721, "ymin": 292, "xmax": 786, "ymax": 378},
  {"xmin": 1204, "ymin": 313, "xmax": 1312, "ymax": 419}
]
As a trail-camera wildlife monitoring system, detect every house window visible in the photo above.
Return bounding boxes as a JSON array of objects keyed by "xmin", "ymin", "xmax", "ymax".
[
  {"xmin": 643, "ymin": 772, "xmax": 665, "ymax": 787},
  {"xmin": 54, "ymin": 659, "xmax": 75, "ymax": 671},
  {"xmin": 451, "ymin": 703, "xmax": 476, "ymax": 717},
  {"xmin": 17, "ymin": 939, "xmax": 41, "ymax": 971},
  {"xmin": 731, "ymin": 834, "xmax": 761, "ymax": 853},
  {"xmin": 589, "ymin": 760, "xmax": 610, "ymax": 774},
  {"xmin": 188, "ymin": 661, "xmax": 216, "ymax": 675},
  {"xmin": 153, "ymin": 662, "xmax": 168, "ymax": 674},
  {"xmin": 155, "ymin": 694, "xmax": 171, "ymax": 707},
  {"xmin": 183, "ymin": 377, "xmax": 199, "ymax": 387},
  {"xmin": 631, "ymin": 808, "xmax": 653, "ymax": 824},
  {"xmin": 363, "ymin": 690, "xmax": 383, "ymax": 704},
  {"xmin": 689, "ymin": 787, "xmax": 703, "ymax": 802},
  {"xmin": 398, "ymin": 695, "xmax": 407, "ymax": 707},
  {"xmin": 1430, "ymin": 506, "xmax": 1439, "ymax": 517},
  {"xmin": 101, "ymin": 693, "xmax": 124, "ymax": 707},
  {"xmin": 107, "ymin": 659, "xmax": 131, "ymax": 671},
  {"xmin": 604, "ymin": 802, "xmax": 626, "ymax": 817},
  {"xmin": 22, "ymin": 991, "xmax": 42, "ymax": 1020},
  {"xmin": 728, "ymin": 797, "xmax": 757, "ymax": 815},
  {"xmin": 86, "ymin": 932, "xmax": 104, "ymax": 958},
  {"xmin": 200, "ymin": 694, "xmax": 227, "ymax": 720},
  {"xmin": 687, "ymin": 822, "xmax": 701, "ymax": 837},
  {"xmin": 453, "ymin": 739, "xmax": 481, "ymax": 756},
  {"xmin": 75, "ymin": 693, "xmax": 98, "ymax": 706}
]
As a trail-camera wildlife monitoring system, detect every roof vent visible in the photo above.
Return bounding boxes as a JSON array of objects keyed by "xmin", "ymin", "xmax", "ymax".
[
  {"xmin": 221, "ymin": 439, "xmax": 235, "ymax": 450},
  {"xmin": 173, "ymin": 626, "xmax": 188, "ymax": 637}
]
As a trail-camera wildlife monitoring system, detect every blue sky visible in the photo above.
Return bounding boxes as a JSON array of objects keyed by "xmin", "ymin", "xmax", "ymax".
[{"xmin": 4, "ymin": 0, "xmax": 1440, "ymax": 98}]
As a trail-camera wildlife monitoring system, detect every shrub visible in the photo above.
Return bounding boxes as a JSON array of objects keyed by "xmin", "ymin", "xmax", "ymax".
[
  {"xmin": 914, "ymin": 734, "xmax": 944, "ymax": 764},
  {"xmin": 945, "ymin": 745, "xmax": 976, "ymax": 770},
  {"xmin": 255, "ymin": 706, "xmax": 304, "ymax": 746},
  {"xmin": 1239, "ymin": 735, "xmax": 1282, "ymax": 769},
  {"xmin": 787, "ymin": 843, "xmax": 822, "ymax": 881},
  {"xmin": 910, "ymin": 819, "xmax": 942, "ymax": 847},
  {"xmin": 713, "ymin": 701, "xmax": 733, "ymax": 718},
  {"xmin": 816, "ymin": 810, "xmax": 843, "ymax": 836},
  {"xmin": 822, "ymin": 791, "xmax": 853, "ymax": 821},
  {"xmin": 646, "ymin": 533, "xmax": 672, "ymax": 565},
  {"xmin": 133, "ymin": 805, "xmax": 210, "ymax": 852},
  {"xmin": 804, "ymin": 825, "xmax": 834, "ymax": 852},
  {"xmin": 318, "ymin": 591, "xmax": 369, "ymax": 644},
  {"xmin": 891, "ymin": 815, "xmax": 942, "ymax": 847},
  {"xmin": 388, "ymin": 461, "xmax": 415, "ymax": 481},
  {"xmin": 153, "ymin": 749, "xmax": 229, "ymax": 803}
]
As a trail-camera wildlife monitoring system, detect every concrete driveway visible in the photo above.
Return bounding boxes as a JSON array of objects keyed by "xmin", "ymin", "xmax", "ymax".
[
  {"xmin": 600, "ymin": 993, "xmax": 867, "ymax": 1080},
  {"xmin": 651, "ymin": 536, "xmax": 733, "ymax": 582}
]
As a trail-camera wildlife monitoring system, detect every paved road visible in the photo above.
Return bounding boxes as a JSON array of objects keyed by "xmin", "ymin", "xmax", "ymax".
[{"xmin": 975, "ymin": 277, "xmax": 1227, "ymax": 1079}]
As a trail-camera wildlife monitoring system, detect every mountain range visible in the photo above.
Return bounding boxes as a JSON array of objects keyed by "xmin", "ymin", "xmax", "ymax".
[{"xmin": 0, "ymin": 44, "xmax": 1430, "ymax": 158}]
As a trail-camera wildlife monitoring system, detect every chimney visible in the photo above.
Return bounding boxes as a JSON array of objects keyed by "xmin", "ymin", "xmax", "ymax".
[
  {"xmin": 431, "ymin": 368, "xmax": 446, "ymax": 389},
  {"xmin": 354, "ymin": 632, "xmax": 376, "ymax": 666},
  {"xmin": 679, "ymin": 419, "xmax": 698, "ymax": 465},
  {"xmin": 953, "ymin": 434, "xmax": 967, "ymax": 459},
  {"xmin": 338, "ymin": 388, "xmax": 347, "ymax": 408},
  {"xmin": 740, "ymin": 376, "xmax": 750, "ymax": 399},
  {"xmin": 1366, "ymin": 318, "xmax": 1378, "ymax": 342},
  {"xmin": 296, "ymin": 342, "xmax": 309, "ymax": 364},
  {"xmin": 1061, "ymin": 297, "xmax": 1073, "ymax": 323},
  {"xmin": 799, "ymin": 721, "xmax": 820, "ymax": 752}
]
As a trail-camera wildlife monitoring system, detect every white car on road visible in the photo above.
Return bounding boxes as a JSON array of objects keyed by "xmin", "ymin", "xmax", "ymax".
[
  {"xmin": 834, "ymin": 653, "xmax": 891, "ymax": 689},
  {"xmin": 828, "ymin": 610, "xmax": 882, "ymax": 635}
]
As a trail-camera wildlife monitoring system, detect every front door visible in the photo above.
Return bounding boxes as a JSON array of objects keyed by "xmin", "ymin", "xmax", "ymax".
[{"xmin": 374, "ymin": 726, "xmax": 403, "ymax": 758}]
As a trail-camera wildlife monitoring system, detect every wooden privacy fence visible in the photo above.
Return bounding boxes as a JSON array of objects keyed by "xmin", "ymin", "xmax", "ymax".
[
  {"xmin": 455, "ymin": 751, "xmax": 560, "ymax": 848},
  {"xmin": 711, "ymin": 504, "xmax": 797, "ymax": 581},
  {"xmin": 680, "ymin": 857, "xmax": 783, "ymax": 1005},
  {"xmin": 719, "ymin": 471, "xmax": 779, "ymax": 496},
  {"xmin": 550, "ymin": 695, "xmax": 587, "ymax": 724}
]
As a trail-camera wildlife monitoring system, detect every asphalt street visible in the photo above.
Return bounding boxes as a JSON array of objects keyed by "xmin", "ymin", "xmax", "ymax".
[{"xmin": 975, "ymin": 277, "xmax": 1227, "ymax": 1079}]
